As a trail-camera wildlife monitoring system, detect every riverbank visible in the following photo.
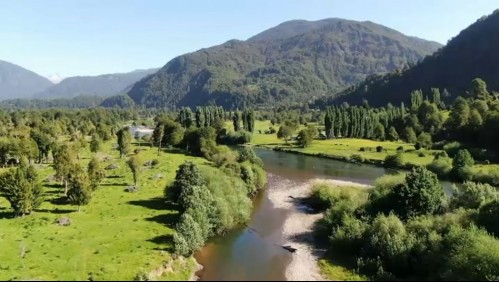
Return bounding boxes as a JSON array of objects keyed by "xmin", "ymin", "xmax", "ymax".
[{"xmin": 267, "ymin": 175, "xmax": 369, "ymax": 281}]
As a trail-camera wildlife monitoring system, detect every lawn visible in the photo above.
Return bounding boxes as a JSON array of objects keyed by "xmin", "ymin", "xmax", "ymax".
[
  {"xmin": 0, "ymin": 139, "xmax": 204, "ymax": 280},
  {"xmin": 250, "ymin": 120, "xmax": 438, "ymax": 167}
]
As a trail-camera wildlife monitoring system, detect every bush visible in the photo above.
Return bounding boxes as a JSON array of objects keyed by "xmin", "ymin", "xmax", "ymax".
[
  {"xmin": 362, "ymin": 214, "xmax": 414, "ymax": 276},
  {"xmin": 477, "ymin": 200, "xmax": 499, "ymax": 237},
  {"xmin": 269, "ymin": 127, "xmax": 277, "ymax": 134},
  {"xmin": 376, "ymin": 146, "xmax": 384, "ymax": 153},
  {"xmin": 443, "ymin": 141, "xmax": 462, "ymax": 157},
  {"xmin": 417, "ymin": 133, "xmax": 433, "ymax": 149},
  {"xmin": 415, "ymin": 142, "xmax": 422, "ymax": 150},
  {"xmin": 451, "ymin": 149, "xmax": 475, "ymax": 181},
  {"xmin": 450, "ymin": 182, "xmax": 498, "ymax": 210},
  {"xmin": 350, "ymin": 154, "xmax": 365, "ymax": 163},
  {"xmin": 433, "ymin": 151, "xmax": 448, "ymax": 159},
  {"xmin": 427, "ymin": 158, "xmax": 452, "ymax": 177},
  {"xmin": 307, "ymin": 182, "xmax": 367, "ymax": 212},
  {"xmin": 330, "ymin": 214, "xmax": 368, "ymax": 255},
  {"xmin": 217, "ymin": 130, "xmax": 252, "ymax": 145},
  {"xmin": 236, "ymin": 147, "xmax": 264, "ymax": 167},
  {"xmin": 151, "ymin": 159, "xmax": 159, "ymax": 166},
  {"xmin": 472, "ymin": 169, "xmax": 499, "ymax": 186},
  {"xmin": 360, "ymin": 147, "xmax": 366, "ymax": 152},
  {"xmin": 396, "ymin": 146, "xmax": 404, "ymax": 152},
  {"xmin": 442, "ymin": 226, "xmax": 499, "ymax": 281},
  {"xmin": 384, "ymin": 153, "xmax": 405, "ymax": 168},
  {"xmin": 418, "ymin": 152, "xmax": 425, "ymax": 157}
]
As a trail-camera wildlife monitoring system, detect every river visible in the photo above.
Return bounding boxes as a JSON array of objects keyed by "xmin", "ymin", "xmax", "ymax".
[{"xmin": 194, "ymin": 148, "xmax": 453, "ymax": 281}]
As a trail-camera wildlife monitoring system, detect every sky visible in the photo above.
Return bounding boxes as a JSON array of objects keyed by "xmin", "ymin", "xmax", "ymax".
[{"xmin": 0, "ymin": 0, "xmax": 497, "ymax": 78}]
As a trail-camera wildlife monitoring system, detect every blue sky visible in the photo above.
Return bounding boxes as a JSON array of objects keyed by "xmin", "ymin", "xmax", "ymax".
[{"xmin": 0, "ymin": 0, "xmax": 497, "ymax": 77}]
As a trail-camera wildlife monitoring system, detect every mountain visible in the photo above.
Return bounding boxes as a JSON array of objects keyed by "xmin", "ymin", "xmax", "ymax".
[
  {"xmin": 36, "ymin": 68, "xmax": 159, "ymax": 99},
  {"xmin": 127, "ymin": 18, "xmax": 441, "ymax": 108},
  {"xmin": 46, "ymin": 74, "xmax": 64, "ymax": 84},
  {"xmin": 0, "ymin": 60, "xmax": 54, "ymax": 100},
  {"xmin": 331, "ymin": 10, "xmax": 499, "ymax": 107}
]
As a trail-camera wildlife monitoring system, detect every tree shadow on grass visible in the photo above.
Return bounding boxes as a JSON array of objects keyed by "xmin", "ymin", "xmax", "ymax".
[
  {"xmin": 0, "ymin": 210, "xmax": 15, "ymax": 219},
  {"xmin": 50, "ymin": 196, "xmax": 69, "ymax": 206},
  {"xmin": 36, "ymin": 208, "xmax": 74, "ymax": 214},
  {"xmin": 43, "ymin": 183, "xmax": 62, "ymax": 189},
  {"xmin": 107, "ymin": 175, "xmax": 124, "ymax": 179},
  {"xmin": 128, "ymin": 198, "xmax": 178, "ymax": 211},
  {"xmin": 147, "ymin": 234, "xmax": 174, "ymax": 252},
  {"xmin": 145, "ymin": 213, "xmax": 179, "ymax": 228},
  {"xmin": 100, "ymin": 182, "xmax": 129, "ymax": 187}
]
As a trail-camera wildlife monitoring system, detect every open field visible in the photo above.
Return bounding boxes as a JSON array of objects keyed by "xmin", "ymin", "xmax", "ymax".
[
  {"xmin": 0, "ymin": 140, "xmax": 204, "ymax": 280},
  {"xmin": 251, "ymin": 120, "xmax": 437, "ymax": 167}
]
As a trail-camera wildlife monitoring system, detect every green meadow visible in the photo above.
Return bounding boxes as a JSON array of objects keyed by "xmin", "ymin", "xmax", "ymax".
[{"xmin": 0, "ymin": 139, "xmax": 203, "ymax": 280}]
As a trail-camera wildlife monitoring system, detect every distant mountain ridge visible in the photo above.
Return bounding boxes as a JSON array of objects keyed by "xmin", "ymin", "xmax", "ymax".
[
  {"xmin": 330, "ymin": 10, "xmax": 499, "ymax": 107},
  {"xmin": 126, "ymin": 18, "xmax": 441, "ymax": 108},
  {"xmin": 0, "ymin": 60, "xmax": 53, "ymax": 100},
  {"xmin": 36, "ymin": 68, "xmax": 159, "ymax": 99}
]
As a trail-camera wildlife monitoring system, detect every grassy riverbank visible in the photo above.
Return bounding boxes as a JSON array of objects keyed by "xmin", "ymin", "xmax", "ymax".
[
  {"xmin": 252, "ymin": 120, "xmax": 438, "ymax": 167},
  {"xmin": 0, "ymin": 140, "xmax": 204, "ymax": 280}
]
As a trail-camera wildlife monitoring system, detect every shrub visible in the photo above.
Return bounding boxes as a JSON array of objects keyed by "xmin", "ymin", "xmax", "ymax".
[
  {"xmin": 472, "ymin": 169, "xmax": 499, "ymax": 186},
  {"xmin": 415, "ymin": 142, "xmax": 422, "ymax": 150},
  {"xmin": 217, "ymin": 130, "xmax": 252, "ymax": 145},
  {"xmin": 236, "ymin": 147, "xmax": 263, "ymax": 167},
  {"xmin": 151, "ymin": 159, "xmax": 159, "ymax": 166},
  {"xmin": 427, "ymin": 158, "xmax": 452, "ymax": 177},
  {"xmin": 376, "ymin": 146, "xmax": 384, "ymax": 153},
  {"xmin": 350, "ymin": 154, "xmax": 365, "ymax": 163},
  {"xmin": 330, "ymin": 214, "xmax": 368, "ymax": 255},
  {"xmin": 418, "ymin": 152, "xmax": 425, "ymax": 157},
  {"xmin": 269, "ymin": 127, "xmax": 277, "ymax": 134},
  {"xmin": 443, "ymin": 141, "xmax": 462, "ymax": 157},
  {"xmin": 307, "ymin": 182, "xmax": 367, "ymax": 212},
  {"xmin": 360, "ymin": 147, "xmax": 366, "ymax": 152},
  {"xmin": 384, "ymin": 153, "xmax": 405, "ymax": 168},
  {"xmin": 417, "ymin": 133, "xmax": 433, "ymax": 149},
  {"xmin": 477, "ymin": 200, "xmax": 499, "ymax": 237},
  {"xmin": 433, "ymin": 151, "xmax": 449, "ymax": 159},
  {"xmin": 451, "ymin": 149, "xmax": 475, "ymax": 181},
  {"xmin": 450, "ymin": 182, "xmax": 498, "ymax": 210},
  {"xmin": 439, "ymin": 225, "xmax": 499, "ymax": 280},
  {"xmin": 396, "ymin": 146, "xmax": 404, "ymax": 152},
  {"xmin": 362, "ymin": 214, "xmax": 414, "ymax": 275}
]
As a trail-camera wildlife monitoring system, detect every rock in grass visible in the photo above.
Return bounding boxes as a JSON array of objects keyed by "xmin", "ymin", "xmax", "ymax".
[
  {"xmin": 125, "ymin": 186, "xmax": 139, "ymax": 193},
  {"xmin": 55, "ymin": 217, "xmax": 71, "ymax": 226}
]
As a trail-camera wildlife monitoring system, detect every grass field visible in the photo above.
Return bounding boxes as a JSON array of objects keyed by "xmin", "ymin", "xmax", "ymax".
[
  {"xmin": 318, "ymin": 258, "xmax": 366, "ymax": 281},
  {"xmin": 0, "ymin": 139, "xmax": 204, "ymax": 280},
  {"xmin": 251, "ymin": 120, "xmax": 438, "ymax": 167}
]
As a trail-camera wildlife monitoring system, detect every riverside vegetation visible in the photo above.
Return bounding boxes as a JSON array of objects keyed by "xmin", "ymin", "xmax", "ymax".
[
  {"xmin": 0, "ymin": 106, "xmax": 265, "ymax": 280},
  {"xmin": 307, "ymin": 169, "xmax": 499, "ymax": 280}
]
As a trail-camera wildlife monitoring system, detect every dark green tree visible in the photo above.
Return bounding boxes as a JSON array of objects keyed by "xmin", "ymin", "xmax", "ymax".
[
  {"xmin": 67, "ymin": 165, "xmax": 92, "ymax": 212},
  {"xmin": 392, "ymin": 166, "xmax": 443, "ymax": 219},
  {"xmin": 127, "ymin": 154, "xmax": 141, "ymax": 187},
  {"xmin": 90, "ymin": 134, "xmax": 101, "ymax": 153},
  {"xmin": 0, "ymin": 161, "xmax": 43, "ymax": 216},
  {"xmin": 88, "ymin": 156, "xmax": 105, "ymax": 190},
  {"xmin": 116, "ymin": 127, "xmax": 131, "ymax": 158},
  {"xmin": 387, "ymin": 126, "xmax": 399, "ymax": 141}
]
